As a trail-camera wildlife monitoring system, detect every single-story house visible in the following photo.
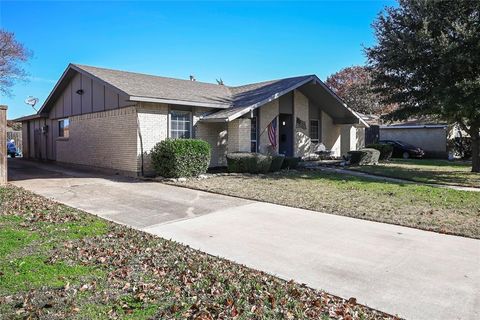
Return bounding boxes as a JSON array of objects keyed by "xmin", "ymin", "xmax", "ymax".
[
  {"xmin": 379, "ymin": 122, "xmax": 448, "ymax": 158},
  {"xmin": 15, "ymin": 64, "xmax": 368, "ymax": 176}
]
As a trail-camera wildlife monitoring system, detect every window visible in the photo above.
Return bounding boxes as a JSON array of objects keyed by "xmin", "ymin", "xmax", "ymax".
[
  {"xmin": 310, "ymin": 119, "xmax": 319, "ymax": 143},
  {"xmin": 58, "ymin": 118, "xmax": 70, "ymax": 138},
  {"xmin": 170, "ymin": 110, "xmax": 191, "ymax": 139},
  {"xmin": 250, "ymin": 117, "xmax": 257, "ymax": 152}
]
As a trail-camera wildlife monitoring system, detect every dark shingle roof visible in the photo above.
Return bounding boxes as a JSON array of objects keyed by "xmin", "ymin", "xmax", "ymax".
[
  {"xmin": 74, "ymin": 64, "xmax": 233, "ymax": 107},
  {"xmin": 201, "ymin": 75, "xmax": 314, "ymax": 121},
  {"xmin": 33, "ymin": 64, "xmax": 363, "ymax": 125},
  {"xmin": 74, "ymin": 64, "xmax": 313, "ymax": 112}
]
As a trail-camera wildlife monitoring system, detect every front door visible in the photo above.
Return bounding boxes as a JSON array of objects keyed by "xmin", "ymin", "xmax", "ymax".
[{"xmin": 279, "ymin": 114, "xmax": 293, "ymax": 156}]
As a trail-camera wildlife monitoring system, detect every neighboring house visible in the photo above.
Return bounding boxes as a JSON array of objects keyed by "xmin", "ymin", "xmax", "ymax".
[
  {"xmin": 6, "ymin": 121, "xmax": 22, "ymax": 154},
  {"xmin": 379, "ymin": 122, "xmax": 448, "ymax": 158},
  {"xmin": 15, "ymin": 64, "xmax": 367, "ymax": 176}
]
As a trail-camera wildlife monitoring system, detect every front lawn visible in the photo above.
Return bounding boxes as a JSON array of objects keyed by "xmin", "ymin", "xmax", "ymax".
[
  {"xmin": 0, "ymin": 185, "xmax": 395, "ymax": 320},
  {"xmin": 170, "ymin": 170, "xmax": 480, "ymax": 239},
  {"xmin": 350, "ymin": 159, "xmax": 479, "ymax": 188}
]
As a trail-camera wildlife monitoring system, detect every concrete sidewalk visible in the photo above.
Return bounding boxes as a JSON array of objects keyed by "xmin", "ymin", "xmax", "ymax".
[
  {"xmin": 9, "ymin": 159, "xmax": 480, "ymax": 320},
  {"xmin": 309, "ymin": 165, "xmax": 480, "ymax": 192}
]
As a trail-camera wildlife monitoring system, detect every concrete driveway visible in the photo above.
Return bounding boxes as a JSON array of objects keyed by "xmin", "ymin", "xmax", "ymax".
[{"xmin": 8, "ymin": 159, "xmax": 480, "ymax": 320}]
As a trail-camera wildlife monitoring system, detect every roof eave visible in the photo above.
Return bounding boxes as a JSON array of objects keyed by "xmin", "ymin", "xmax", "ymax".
[
  {"xmin": 310, "ymin": 75, "xmax": 369, "ymax": 128},
  {"xmin": 130, "ymin": 96, "xmax": 231, "ymax": 109},
  {"xmin": 380, "ymin": 125, "xmax": 447, "ymax": 129},
  {"xmin": 13, "ymin": 114, "xmax": 47, "ymax": 122},
  {"xmin": 198, "ymin": 118, "xmax": 229, "ymax": 123},
  {"xmin": 200, "ymin": 76, "xmax": 318, "ymax": 122}
]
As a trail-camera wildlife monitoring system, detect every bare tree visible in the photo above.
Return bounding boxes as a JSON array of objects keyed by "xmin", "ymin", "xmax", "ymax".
[{"xmin": 0, "ymin": 29, "xmax": 31, "ymax": 96}]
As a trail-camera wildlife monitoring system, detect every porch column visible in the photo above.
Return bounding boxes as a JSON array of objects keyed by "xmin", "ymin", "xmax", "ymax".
[
  {"xmin": 340, "ymin": 124, "xmax": 356, "ymax": 156},
  {"xmin": 0, "ymin": 105, "xmax": 7, "ymax": 185},
  {"xmin": 228, "ymin": 118, "xmax": 251, "ymax": 152}
]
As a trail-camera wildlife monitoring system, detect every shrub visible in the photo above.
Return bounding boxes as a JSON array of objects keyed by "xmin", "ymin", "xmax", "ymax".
[
  {"xmin": 270, "ymin": 154, "xmax": 285, "ymax": 172},
  {"xmin": 448, "ymin": 137, "xmax": 472, "ymax": 159},
  {"xmin": 348, "ymin": 148, "xmax": 380, "ymax": 166},
  {"xmin": 151, "ymin": 139, "xmax": 211, "ymax": 178},
  {"xmin": 281, "ymin": 157, "xmax": 301, "ymax": 170},
  {"xmin": 226, "ymin": 153, "xmax": 272, "ymax": 174},
  {"xmin": 366, "ymin": 143, "xmax": 393, "ymax": 160}
]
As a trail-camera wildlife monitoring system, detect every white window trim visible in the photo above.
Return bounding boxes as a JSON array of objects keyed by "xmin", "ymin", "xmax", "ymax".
[
  {"xmin": 310, "ymin": 119, "xmax": 320, "ymax": 143},
  {"xmin": 58, "ymin": 118, "xmax": 70, "ymax": 139},
  {"xmin": 169, "ymin": 110, "xmax": 192, "ymax": 139}
]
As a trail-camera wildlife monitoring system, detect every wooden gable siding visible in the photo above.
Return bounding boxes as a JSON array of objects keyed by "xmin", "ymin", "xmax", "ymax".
[{"xmin": 49, "ymin": 71, "xmax": 132, "ymax": 119}]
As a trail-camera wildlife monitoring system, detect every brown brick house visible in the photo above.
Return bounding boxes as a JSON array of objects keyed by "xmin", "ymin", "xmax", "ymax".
[{"xmin": 15, "ymin": 64, "xmax": 367, "ymax": 176}]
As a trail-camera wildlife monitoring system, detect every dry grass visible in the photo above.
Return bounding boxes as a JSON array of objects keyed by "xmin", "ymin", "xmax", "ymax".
[
  {"xmin": 350, "ymin": 159, "xmax": 479, "ymax": 188},
  {"xmin": 170, "ymin": 170, "xmax": 480, "ymax": 239}
]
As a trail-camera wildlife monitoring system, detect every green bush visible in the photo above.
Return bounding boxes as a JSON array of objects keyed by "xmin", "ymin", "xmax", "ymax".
[
  {"xmin": 151, "ymin": 139, "xmax": 211, "ymax": 178},
  {"xmin": 366, "ymin": 143, "xmax": 393, "ymax": 160},
  {"xmin": 281, "ymin": 157, "xmax": 301, "ymax": 169},
  {"xmin": 348, "ymin": 148, "xmax": 380, "ymax": 166},
  {"xmin": 448, "ymin": 137, "xmax": 472, "ymax": 159},
  {"xmin": 270, "ymin": 154, "xmax": 285, "ymax": 172},
  {"xmin": 226, "ymin": 153, "xmax": 272, "ymax": 174}
]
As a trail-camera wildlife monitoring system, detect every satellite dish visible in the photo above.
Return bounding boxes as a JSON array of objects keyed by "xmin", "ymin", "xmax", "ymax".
[{"xmin": 25, "ymin": 96, "xmax": 39, "ymax": 111}]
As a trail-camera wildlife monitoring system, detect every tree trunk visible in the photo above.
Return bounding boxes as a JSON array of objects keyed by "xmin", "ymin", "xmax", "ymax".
[{"xmin": 470, "ymin": 125, "xmax": 480, "ymax": 173}]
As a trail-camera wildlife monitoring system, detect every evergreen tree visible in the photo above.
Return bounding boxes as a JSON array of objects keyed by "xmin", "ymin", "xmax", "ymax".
[{"xmin": 366, "ymin": 0, "xmax": 480, "ymax": 171}]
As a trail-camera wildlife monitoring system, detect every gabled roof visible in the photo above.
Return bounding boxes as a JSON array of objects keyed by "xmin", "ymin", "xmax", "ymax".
[
  {"xmin": 73, "ymin": 64, "xmax": 233, "ymax": 108},
  {"xmin": 201, "ymin": 75, "xmax": 315, "ymax": 121},
  {"xmin": 28, "ymin": 63, "xmax": 366, "ymax": 127}
]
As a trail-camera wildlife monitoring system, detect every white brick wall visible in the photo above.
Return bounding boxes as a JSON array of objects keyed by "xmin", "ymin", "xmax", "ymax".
[
  {"xmin": 356, "ymin": 127, "xmax": 365, "ymax": 150},
  {"xmin": 136, "ymin": 102, "xmax": 169, "ymax": 175},
  {"xmin": 194, "ymin": 107, "xmax": 228, "ymax": 167},
  {"xmin": 56, "ymin": 107, "xmax": 138, "ymax": 174},
  {"xmin": 340, "ymin": 125, "xmax": 357, "ymax": 156},
  {"xmin": 54, "ymin": 97, "xmax": 359, "ymax": 174},
  {"xmin": 228, "ymin": 118, "xmax": 251, "ymax": 153},
  {"xmin": 196, "ymin": 122, "xmax": 228, "ymax": 167},
  {"xmin": 293, "ymin": 90, "xmax": 311, "ymax": 158},
  {"xmin": 321, "ymin": 111, "xmax": 341, "ymax": 157},
  {"xmin": 259, "ymin": 100, "xmax": 279, "ymax": 153}
]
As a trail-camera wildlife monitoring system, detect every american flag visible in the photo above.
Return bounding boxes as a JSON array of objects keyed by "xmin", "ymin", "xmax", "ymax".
[{"xmin": 267, "ymin": 116, "xmax": 277, "ymax": 148}]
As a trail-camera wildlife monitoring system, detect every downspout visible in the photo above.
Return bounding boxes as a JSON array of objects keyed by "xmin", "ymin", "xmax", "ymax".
[{"xmin": 136, "ymin": 112, "xmax": 144, "ymax": 177}]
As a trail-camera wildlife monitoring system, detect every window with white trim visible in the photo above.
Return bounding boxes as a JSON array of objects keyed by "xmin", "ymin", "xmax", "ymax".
[
  {"xmin": 250, "ymin": 117, "xmax": 257, "ymax": 152},
  {"xmin": 309, "ymin": 119, "xmax": 319, "ymax": 143},
  {"xmin": 58, "ymin": 118, "xmax": 70, "ymax": 138},
  {"xmin": 170, "ymin": 110, "xmax": 192, "ymax": 139}
]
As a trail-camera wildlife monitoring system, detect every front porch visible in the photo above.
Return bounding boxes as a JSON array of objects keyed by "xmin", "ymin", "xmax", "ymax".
[{"xmin": 196, "ymin": 87, "xmax": 366, "ymax": 167}]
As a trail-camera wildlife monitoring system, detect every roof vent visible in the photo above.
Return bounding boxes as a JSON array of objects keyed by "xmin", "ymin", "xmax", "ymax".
[{"xmin": 189, "ymin": 75, "xmax": 196, "ymax": 81}]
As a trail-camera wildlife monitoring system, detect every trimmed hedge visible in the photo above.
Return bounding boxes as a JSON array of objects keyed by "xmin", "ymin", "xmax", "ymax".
[
  {"xmin": 348, "ymin": 148, "xmax": 380, "ymax": 166},
  {"xmin": 281, "ymin": 157, "xmax": 301, "ymax": 170},
  {"xmin": 151, "ymin": 139, "xmax": 211, "ymax": 178},
  {"xmin": 366, "ymin": 143, "xmax": 393, "ymax": 160},
  {"xmin": 270, "ymin": 154, "xmax": 285, "ymax": 172},
  {"xmin": 226, "ymin": 153, "xmax": 272, "ymax": 174}
]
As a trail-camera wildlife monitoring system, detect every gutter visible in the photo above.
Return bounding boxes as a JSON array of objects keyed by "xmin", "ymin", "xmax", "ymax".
[
  {"xmin": 12, "ymin": 114, "xmax": 47, "ymax": 122},
  {"xmin": 130, "ymin": 96, "xmax": 231, "ymax": 109},
  {"xmin": 380, "ymin": 125, "xmax": 447, "ymax": 129}
]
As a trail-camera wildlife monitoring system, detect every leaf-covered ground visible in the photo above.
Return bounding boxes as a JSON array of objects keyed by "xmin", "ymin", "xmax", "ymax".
[
  {"xmin": 0, "ymin": 185, "xmax": 397, "ymax": 320},
  {"xmin": 170, "ymin": 170, "xmax": 480, "ymax": 239}
]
